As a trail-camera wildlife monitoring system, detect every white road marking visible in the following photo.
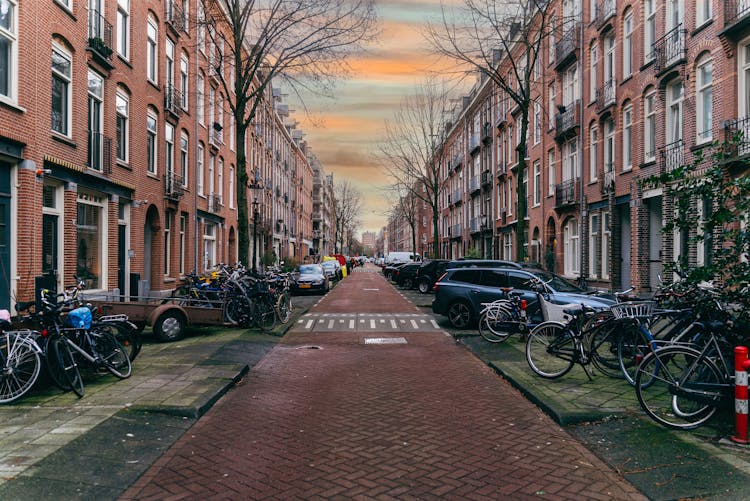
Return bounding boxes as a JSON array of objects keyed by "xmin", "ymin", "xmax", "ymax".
[
  {"xmin": 305, "ymin": 320, "xmax": 314, "ymax": 329},
  {"xmin": 390, "ymin": 319, "xmax": 397, "ymax": 329},
  {"xmin": 370, "ymin": 319, "xmax": 376, "ymax": 329},
  {"xmin": 349, "ymin": 320, "xmax": 355, "ymax": 329},
  {"xmin": 410, "ymin": 320, "xmax": 419, "ymax": 329}
]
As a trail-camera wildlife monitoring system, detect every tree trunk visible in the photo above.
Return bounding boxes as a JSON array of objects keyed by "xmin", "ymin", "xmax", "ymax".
[
  {"xmin": 516, "ymin": 114, "xmax": 529, "ymax": 263},
  {"xmin": 236, "ymin": 123, "xmax": 250, "ymax": 266}
]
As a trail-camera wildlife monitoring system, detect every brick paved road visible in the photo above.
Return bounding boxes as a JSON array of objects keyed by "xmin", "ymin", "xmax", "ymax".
[{"xmin": 121, "ymin": 265, "xmax": 645, "ymax": 500}]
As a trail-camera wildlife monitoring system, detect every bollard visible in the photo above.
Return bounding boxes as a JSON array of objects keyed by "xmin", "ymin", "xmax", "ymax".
[{"xmin": 731, "ymin": 346, "xmax": 750, "ymax": 445}]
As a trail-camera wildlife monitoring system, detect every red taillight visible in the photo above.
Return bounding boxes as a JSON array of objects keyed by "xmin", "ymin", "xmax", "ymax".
[
  {"xmin": 520, "ymin": 300, "xmax": 527, "ymax": 310},
  {"xmin": 434, "ymin": 272, "xmax": 447, "ymax": 293},
  {"xmin": 41, "ymin": 329, "xmax": 49, "ymax": 338}
]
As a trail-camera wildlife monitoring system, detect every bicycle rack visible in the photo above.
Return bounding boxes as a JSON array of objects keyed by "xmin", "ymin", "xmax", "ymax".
[{"xmin": 731, "ymin": 346, "xmax": 750, "ymax": 445}]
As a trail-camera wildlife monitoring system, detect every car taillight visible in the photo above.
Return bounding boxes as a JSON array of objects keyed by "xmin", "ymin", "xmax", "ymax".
[
  {"xmin": 520, "ymin": 300, "xmax": 527, "ymax": 310},
  {"xmin": 41, "ymin": 329, "xmax": 49, "ymax": 337},
  {"xmin": 434, "ymin": 272, "xmax": 447, "ymax": 293}
]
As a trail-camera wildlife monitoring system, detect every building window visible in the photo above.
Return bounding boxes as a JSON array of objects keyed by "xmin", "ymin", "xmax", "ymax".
[
  {"xmin": 0, "ymin": 0, "xmax": 16, "ymax": 102},
  {"xmin": 589, "ymin": 125, "xmax": 598, "ymax": 182},
  {"xmin": 667, "ymin": 79, "xmax": 684, "ymax": 146},
  {"xmin": 147, "ymin": 16, "xmax": 158, "ymax": 83},
  {"xmin": 229, "ymin": 165, "xmax": 235, "ymax": 209},
  {"xmin": 180, "ymin": 131, "xmax": 188, "ymax": 187},
  {"xmin": 179, "ymin": 213, "xmax": 186, "ymax": 276},
  {"xmin": 548, "ymin": 15, "xmax": 556, "ymax": 64},
  {"xmin": 601, "ymin": 212, "xmax": 610, "ymax": 279},
  {"xmin": 644, "ymin": 90, "xmax": 656, "ymax": 162},
  {"xmin": 533, "ymin": 160, "xmax": 540, "ymax": 206},
  {"xmin": 87, "ymin": 69, "xmax": 104, "ymax": 171},
  {"xmin": 197, "ymin": 0, "xmax": 205, "ymax": 53},
  {"xmin": 563, "ymin": 139, "xmax": 577, "ymax": 182},
  {"xmin": 180, "ymin": 53, "xmax": 189, "ymax": 110},
  {"xmin": 622, "ymin": 103, "xmax": 633, "ymax": 171},
  {"xmin": 51, "ymin": 44, "xmax": 72, "ymax": 136},
  {"xmin": 741, "ymin": 40, "xmax": 750, "ymax": 118},
  {"xmin": 208, "ymin": 154, "xmax": 215, "ymax": 195},
  {"xmin": 116, "ymin": 0, "xmax": 129, "ymax": 59},
  {"xmin": 76, "ymin": 191, "xmax": 106, "ymax": 290},
  {"xmin": 589, "ymin": 213, "xmax": 598, "ymax": 279},
  {"xmin": 208, "ymin": 87, "xmax": 215, "ymax": 128},
  {"xmin": 604, "ymin": 117, "xmax": 615, "ymax": 175},
  {"xmin": 644, "ymin": 0, "xmax": 656, "ymax": 62},
  {"xmin": 165, "ymin": 38, "xmax": 174, "ymax": 92},
  {"xmin": 623, "ymin": 9, "xmax": 633, "ymax": 78},
  {"xmin": 589, "ymin": 42, "xmax": 598, "ymax": 103},
  {"xmin": 164, "ymin": 212, "xmax": 172, "ymax": 277},
  {"xmin": 548, "ymin": 149, "xmax": 555, "ymax": 196},
  {"xmin": 197, "ymin": 142, "xmax": 205, "ymax": 195},
  {"xmin": 696, "ymin": 0, "xmax": 712, "ymax": 26},
  {"xmin": 146, "ymin": 109, "xmax": 157, "ymax": 175},
  {"xmin": 197, "ymin": 71, "xmax": 205, "ymax": 126},
  {"xmin": 503, "ymin": 233, "xmax": 513, "ymax": 260},
  {"xmin": 42, "ymin": 182, "xmax": 62, "ymax": 277},
  {"xmin": 217, "ymin": 157, "xmax": 224, "ymax": 201},
  {"xmin": 533, "ymin": 101, "xmax": 541, "ymax": 145},
  {"xmin": 548, "ymin": 82, "xmax": 555, "ymax": 127},
  {"xmin": 696, "ymin": 57, "xmax": 713, "ymax": 144},
  {"xmin": 203, "ymin": 222, "xmax": 216, "ymax": 271},
  {"xmin": 604, "ymin": 34, "xmax": 615, "ymax": 89},
  {"xmin": 562, "ymin": 64, "xmax": 578, "ymax": 106},
  {"xmin": 165, "ymin": 123, "xmax": 175, "ymax": 185},
  {"xmin": 115, "ymin": 90, "xmax": 129, "ymax": 163},
  {"xmin": 563, "ymin": 218, "xmax": 579, "ymax": 277}
]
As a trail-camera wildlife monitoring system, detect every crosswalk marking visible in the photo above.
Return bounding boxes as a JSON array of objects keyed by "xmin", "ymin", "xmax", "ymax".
[{"xmin": 296, "ymin": 313, "xmax": 444, "ymax": 333}]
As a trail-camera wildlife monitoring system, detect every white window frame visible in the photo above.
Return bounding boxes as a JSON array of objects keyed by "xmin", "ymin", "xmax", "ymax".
[
  {"xmin": 180, "ymin": 53, "xmax": 189, "ymax": 110},
  {"xmin": 604, "ymin": 34, "xmax": 615, "ymax": 88},
  {"xmin": 622, "ymin": 104, "xmax": 633, "ymax": 171},
  {"xmin": 115, "ymin": 90, "xmax": 129, "ymax": 163},
  {"xmin": 146, "ymin": 16, "xmax": 158, "ymax": 83},
  {"xmin": 604, "ymin": 117, "xmax": 615, "ymax": 174},
  {"xmin": 116, "ymin": 0, "xmax": 129, "ymax": 60},
  {"xmin": 548, "ymin": 149, "xmax": 555, "ymax": 196},
  {"xmin": 0, "ymin": 0, "xmax": 17, "ymax": 104},
  {"xmin": 589, "ymin": 42, "xmax": 598, "ymax": 104},
  {"xmin": 146, "ymin": 109, "xmax": 158, "ymax": 175},
  {"xmin": 533, "ymin": 101, "xmax": 541, "ymax": 145},
  {"xmin": 548, "ymin": 83, "xmax": 556, "ymax": 128},
  {"xmin": 229, "ymin": 165, "xmax": 235, "ymax": 209},
  {"xmin": 589, "ymin": 213, "xmax": 598, "ymax": 279},
  {"xmin": 666, "ymin": 79, "xmax": 684, "ymax": 145},
  {"xmin": 589, "ymin": 125, "xmax": 598, "ymax": 182},
  {"xmin": 197, "ymin": 143, "xmax": 205, "ymax": 195},
  {"xmin": 217, "ymin": 157, "xmax": 224, "ymax": 202},
  {"xmin": 696, "ymin": 57, "xmax": 713, "ymax": 144},
  {"xmin": 696, "ymin": 0, "xmax": 712, "ymax": 27},
  {"xmin": 563, "ymin": 139, "xmax": 577, "ymax": 182},
  {"xmin": 644, "ymin": 90, "xmax": 656, "ymax": 162},
  {"xmin": 180, "ymin": 131, "xmax": 188, "ymax": 187},
  {"xmin": 644, "ymin": 0, "xmax": 656, "ymax": 63},
  {"xmin": 197, "ymin": 71, "xmax": 205, "ymax": 126},
  {"xmin": 179, "ymin": 213, "xmax": 186, "ymax": 276},
  {"xmin": 601, "ymin": 212, "xmax": 610, "ymax": 280},
  {"xmin": 533, "ymin": 160, "xmax": 540, "ymax": 207},
  {"xmin": 164, "ymin": 212, "xmax": 172, "ymax": 277},
  {"xmin": 165, "ymin": 38, "xmax": 175, "ymax": 89},
  {"xmin": 203, "ymin": 222, "xmax": 216, "ymax": 271},
  {"xmin": 51, "ymin": 43, "xmax": 72, "ymax": 136},
  {"xmin": 563, "ymin": 218, "xmax": 579, "ymax": 277},
  {"xmin": 623, "ymin": 9, "xmax": 633, "ymax": 78},
  {"xmin": 76, "ymin": 190, "xmax": 108, "ymax": 291},
  {"xmin": 165, "ymin": 123, "xmax": 175, "ymax": 183}
]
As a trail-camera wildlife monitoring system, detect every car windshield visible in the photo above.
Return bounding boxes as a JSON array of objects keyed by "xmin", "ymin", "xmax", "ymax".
[
  {"xmin": 321, "ymin": 262, "xmax": 335, "ymax": 268},
  {"xmin": 531, "ymin": 270, "xmax": 582, "ymax": 293},
  {"xmin": 299, "ymin": 265, "xmax": 322, "ymax": 274}
]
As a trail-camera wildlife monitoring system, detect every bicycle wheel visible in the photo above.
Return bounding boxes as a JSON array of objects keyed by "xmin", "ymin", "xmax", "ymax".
[
  {"xmin": 587, "ymin": 321, "xmax": 623, "ymax": 378},
  {"xmin": 90, "ymin": 328, "xmax": 132, "ymax": 379},
  {"xmin": 526, "ymin": 321, "xmax": 575, "ymax": 379},
  {"xmin": 93, "ymin": 322, "xmax": 140, "ymax": 362},
  {"xmin": 224, "ymin": 294, "xmax": 250, "ymax": 325},
  {"xmin": 635, "ymin": 346, "xmax": 725, "ymax": 430},
  {"xmin": 254, "ymin": 295, "xmax": 277, "ymax": 332},
  {"xmin": 478, "ymin": 306, "xmax": 515, "ymax": 343},
  {"xmin": 276, "ymin": 293, "xmax": 292, "ymax": 324},
  {"xmin": 45, "ymin": 336, "xmax": 84, "ymax": 398},
  {"xmin": 617, "ymin": 322, "xmax": 652, "ymax": 385},
  {"xmin": 0, "ymin": 334, "xmax": 42, "ymax": 404}
]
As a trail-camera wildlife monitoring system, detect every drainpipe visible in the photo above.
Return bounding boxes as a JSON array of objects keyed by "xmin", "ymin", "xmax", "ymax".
[
  {"xmin": 193, "ymin": 8, "xmax": 200, "ymax": 274},
  {"xmin": 578, "ymin": 16, "xmax": 586, "ymax": 288}
]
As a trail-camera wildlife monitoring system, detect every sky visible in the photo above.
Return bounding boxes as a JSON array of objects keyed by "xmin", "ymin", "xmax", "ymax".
[{"xmin": 292, "ymin": 0, "xmax": 452, "ymax": 238}]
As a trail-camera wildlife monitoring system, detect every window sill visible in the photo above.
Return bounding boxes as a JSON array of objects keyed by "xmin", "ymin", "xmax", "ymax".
[
  {"xmin": 117, "ymin": 55, "xmax": 133, "ymax": 69},
  {"xmin": 691, "ymin": 140, "xmax": 712, "ymax": 151},
  {"xmin": 622, "ymin": 166, "xmax": 633, "ymax": 173},
  {"xmin": 639, "ymin": 59, "xmax": 655, "ymax": 72},
  {"xmin": 0, "ymin": 98, "xmax": 26, "ymax": 114},
  {"xmin": 691, "ymin": 19, "xmax": 713, "ymax": 37},
  {"xmin": 116, "ymin": 160, "xmax": 131, "ymax": 170},
  {"xmin": 54, "ymin": 0, "xmax": 76, "ymax": 21},
  {"xmin": 588, "ymin": 179, "xmax": 598, "ymax": 185},
  {"xmin": 147, "ymin": 173, "xmax": 159, "ymax": 180},
  {"xmin": 164, "ymin": 277, "xmax": 177, "ymax": 283},
  {"xmin": 51, "ymin": 132, "xmax": 76, "ymax": 148},
  {"xmin": 639, "ymin": 159, "xmax": 656, "ymax": 169},
  {"xmin": 147, "ymin": 80, "xmax": 161, "ymax": 91}
]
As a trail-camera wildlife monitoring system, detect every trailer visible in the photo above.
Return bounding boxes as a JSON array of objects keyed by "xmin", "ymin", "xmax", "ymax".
[{"xmin": 89, "ymin": 297, "xmax": 228, "ymax": 342}]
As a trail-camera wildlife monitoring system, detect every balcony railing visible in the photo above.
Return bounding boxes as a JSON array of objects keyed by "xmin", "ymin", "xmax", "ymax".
[
  {"xmin": 87, "ymin": 8, "xmax": 113, "ymax": 63},
  {"xmin": 450, "ymin": 223, "xmax": 462, "ymax": 239},
  {"xmin": 481, "ymin": 169, "xmax": 492, "ymax": 186},
  {"xmin": 207, "ymin": 193, "xmax": 222, "ymax": 212},
  {"xmin": 164, "ymin": 85, "xmax": 183, "ymax": 117},
  {"xmin": 601, "ymin": 167, "xmax": 615, "ymax": 194},
  {"xmin": 452, "ymin": 153, "xmax": 463, "ymax": 170},
  {"xmin": 595, "ymin": 0, "xmax": 616, "ymax": 29},
  {"xmin": 165, "ymin": 1, "xmax": 187, "ymax": 33},
  {"xmin": 653, "ymin": 24, "xmax": 686, "ymax": 73},
  {"xmin": 595, "ymin": 80, "xmax": 616, "ymax": 112},
  {"xmin": 497, "ymin": 161, "xmax": 507, "ymax": 178},
  {"xmin": 87, "ymin": 131, "xmax": 111, "ymax": 173},
  {"xmin": 554, "ymin": 101, "xmax": 579, "ymax": 140},
  {"xmin": 165, "ymin": 171, "xmax": 185, "ymax": 200},
  {"xmin": 482, "ymin": 122, "xmax": 493, "ymax": 143},
  {"xmin": 554, "ymin": 179, "xmax": 579, "ymax": 207},
  {"xmin": 469, "ymin": 132, "xmax": 481, "ymax": 154},
  {"xmin": 469, "ymin": 175, "xmax": 480, "ymax": 194},
  {"xmin": 659, "ymin": 139, "xmax": 684, "ymax": 173},
  {"xmin": 469, "ymin": 217, "xmax": 482, "ymax": 234},
  {"xmin": 451, "ymin": 189, "xmax": 462, "ymax": 205},
  {"xmin": 725, "ymin": 0, "xmax": 750, "ymax": 28},
  {"xmin": 209, "ymin": 128, "xmax": 223, "ymax": 148},
  {"xmin": 555, "ymin": 26, "xmax": 579, "ymax": 69},
  {"xmin": 724, "ymin": 116, "xmax": 750, "ymax": 158}
]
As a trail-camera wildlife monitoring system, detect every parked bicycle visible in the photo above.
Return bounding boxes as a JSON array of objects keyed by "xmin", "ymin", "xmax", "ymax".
[{"xmin": 0, "ymin": 309, "xmax": 43, "ymax": 404}]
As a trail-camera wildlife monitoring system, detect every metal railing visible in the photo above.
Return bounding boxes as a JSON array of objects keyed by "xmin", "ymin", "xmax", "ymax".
[
  {"xmin": 481, "ymin": 169, "xmax": 492, "ymax": 186},
  {"xmin": 724, "ymin": 116, "xmax": 750, "ymax": 158},
  {"xmin": 87, "ymin": 131, "xmax": 111, "ymax": 173},
  {"xmin": 595, "ymin": 0, "xmax": 616, "ymax": 28},
  {"xmin": 554, "ymin": 101, "xmax": 579, "ymax": 138},
  {"xmin": 602, "ymin": 167, "xmax": 615, "ymax": 194},
  {"xmin": 659, "ymin": 139, "xmax": 684, "ymax": 173},
  {"xmin": 165, "ymin": 171, "xmax": 185, "ymax": 199},
  {"xmin": 451, "ymin": 223, "xmax": 462, "ymax": 238},
  {"xmin": 555, "ymin": 25, "xmax": 579, "ymax": 65},
  {"xmin": 595, "ymin": 80, "xmax": 616, "ymax": 112},
  {"xmin": 554, "ymin": 179, "xmax": 579, "ymax": 207},
  {"xmin": 452, "ymin": 153, "xmax": 463, "ymax": 170},
  {"xmin": 469, "ymin": 217, "xmax": 481, "ymax": 233},
  {"xmin": 209, "ymin": 128, "xmax": 223, "ymax": 148},
  {"xmin": 469, "ymin": 175, "xmax": 480, "ymax": 194},
  {"xmin": 164, "ymin": 85, "xmax": 183, "ymax": 116},
  {"xmin": 469, "ymin": 132, "xmax": 481, "ymax": 154},
  {"xmin": 87, "ymin": 8, "xmax": 113, "ymax": 61},
  {"xmin": 451, "ymin": 188, "xmax": 462, "ymax": 205},
  {"xmin": 165, "ymin": 1, "xmax": 187, "ymax": 33},
  {"xmin": 725, "ymin": 0, "xmax": 750, "ymax": 27},
  {"xmin": 207, "ymin": 193, "xmax": 222, "ymax": 212},
  {"xmin": 653, "ymin": 24, "xmax": 686, "ymax": 72}
]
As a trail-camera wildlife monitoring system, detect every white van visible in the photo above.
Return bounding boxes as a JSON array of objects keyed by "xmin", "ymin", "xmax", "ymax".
[{"xmin": 384, "ymin": 252, "xmax": 422, "ymax": 266}]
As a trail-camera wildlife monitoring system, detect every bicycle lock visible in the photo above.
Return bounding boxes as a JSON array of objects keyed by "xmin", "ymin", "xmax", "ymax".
[{"xmin": 732, "ymin": 346, "xmax": 750, "ymax": 445}]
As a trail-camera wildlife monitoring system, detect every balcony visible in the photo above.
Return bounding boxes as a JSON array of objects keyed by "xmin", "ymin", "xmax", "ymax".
[
  {"xmin": 554, "ymin": 179, "xmax": 580, "ymax": 208},
  {"xmin": 87, "ymin": 131, "xmax": 112, "ymax": 174},
  {"xmin": 450, "ymin": 223, "xmax": 462, "ymax": 240},
  {"xmin": 723, "ymin": 116, "xmax": 750, "ymax": 160},
  {"xmin": 595, "ymin": 0, "xmax": 616, "ymax": 30},
  {"xmin": 451, "ymin": 188, "xmax": 462, "ymax": 206},
  {"xmin": 723, "ymin": 1, "xmax": 750, "ymax": 39},
  {"xmin": 165, "ymin": 1, "xmax": 187, "ymax": 35},
  {"xmin": 469, "ymin": 132, "xmax": 481, "ymax": 155},
  {"xmin": 554, "ymin": 25, "xmax": 580, "ymax": 71},
  {"xmin": 653, "ymin": 25, "xmax": 686, "ymax": 75},
  {"xmin": 481, "ymin": 169, "xmax": 492, "ymax": 187},
  {"xmin": 312, "ymin": 211, "xmax": 322, "ymax": 221},
  {"xmin": 601, "ymin": 166, "xmax": 615, "ymax": 195},
  {"xmin": 595, "ymin": 80, "xmax": 616, "ymax": 113},
  {"xmin": 87, "ymin": 8, "xmax": 113, "ymax": 67},
  {"xmin": 470, "ymin": 217, "xmax": 484, "ymax": 234},
  {"xmin": 451, "ymin": 153, "xmax": 463, "ymax": 171},
  {"xmin": 165, "ymin": 172, "xmax": 185, "ymax": 201},
  {"xmin": 482, "ymin": 122, "xmax": 493, "ymax": 144},
  {"xmin": 497, "ymin": 161, "xmax": 507, "ymax": 179},
  {"xmin": 469, "ymin": 175, "xmax": 480, "ymax": 195},
  {"xmin": 659, "ymin": 139, "xmax": 684, "ymax": 173},
  {"xmin": 207, "ymin": 193, "xmax": 222, "ymax": 212},
  {"xmin": 209, "ymin": 128, "xmax": 223, "ymax": 149},
  {"xmin": 164, "ymin": 85, "xmax": 183, "ymax": 118},
  {"xmin": 554, "ymin": 101, "xmax": 579, "ymax": 141}
]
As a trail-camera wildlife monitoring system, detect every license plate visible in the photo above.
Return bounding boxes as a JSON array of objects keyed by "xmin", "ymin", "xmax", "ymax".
[{"xmin": 299, "ymin": 284, "xmax": 311, "ymax": 289}]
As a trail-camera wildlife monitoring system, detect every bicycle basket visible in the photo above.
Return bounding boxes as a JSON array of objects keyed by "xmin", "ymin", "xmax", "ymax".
[
  {"xmin": 65, "ymin": 307, "xmax": 92, "ymax": 329},
  {"xmin": 610, "ymin": 301, "xmax": 655, "ymax": 319}
]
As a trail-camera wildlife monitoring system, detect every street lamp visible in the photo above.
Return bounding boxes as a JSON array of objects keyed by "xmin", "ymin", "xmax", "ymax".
[{"xmin": 252, "ymin": 197, "xmax": 260, "ymax": 274}]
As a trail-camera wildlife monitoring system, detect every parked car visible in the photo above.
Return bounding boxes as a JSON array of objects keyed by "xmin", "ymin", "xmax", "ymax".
[
  {"xmin": 291, "ymin": 264, "xmax": 329, "ymax": 295},
  {"xmin": 415, "ymin": 259, "xmax": 450, "ymax": 294},
  {"xmin": 432, "ymin": 267, "xmax": 614, "ymax": 329},
  {"xmin": 320, "ymin": 260, "xmax": 343, "ymax": 281},
  {"xmin": 391, "ymin": 262, "xmax": 422, "ymax": 289},
  {"xmin": 382, "ymin": 262, "xmax": 407, "ymax": 279},
  {"xmin": 384, "ymin": 251, "xmax": 422, "ymax": 266},
  {"xmin": 446, "ymin": 259, "xmax": 541, "ymax": 270}
]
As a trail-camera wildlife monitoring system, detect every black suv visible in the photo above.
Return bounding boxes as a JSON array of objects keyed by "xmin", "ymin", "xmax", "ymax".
[
  {"xmin": 391, "ymin": 262, "xmax": 421, "ymax": 289},
  {"xmin": 415, "ymin": 259, "xmax": 450, "ymax": 293}
]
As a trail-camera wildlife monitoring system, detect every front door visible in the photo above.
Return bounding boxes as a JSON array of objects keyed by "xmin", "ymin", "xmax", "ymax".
[
  {"xmin": 647, "ymin": 197, "xmax": 663, "ymax": 290},
  {"xmin": 0, "ymin": 193, "xmax": 9, "ymax": 309},
  {"xmin": 619, "ymin": 206, "xmax": 631, "ymax": 290}
]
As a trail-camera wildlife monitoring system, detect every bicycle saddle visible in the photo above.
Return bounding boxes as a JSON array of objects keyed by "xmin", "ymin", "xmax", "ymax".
[{"xmin": 15, "ymin": 301, "xmax": 35, "ymax": 313}]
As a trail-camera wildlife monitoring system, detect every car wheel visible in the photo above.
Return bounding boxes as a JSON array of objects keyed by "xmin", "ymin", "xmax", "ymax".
[
  {"xmin": 403, "ymin": 278, "xmax": 413, "ymax": 289},
  {"xmin": 447, "ymin": 301, "xmax": 473, "ymax": 329},
  {"xmin": 418, "ymin": 279, "xmax": 431, "ymax": 294}
]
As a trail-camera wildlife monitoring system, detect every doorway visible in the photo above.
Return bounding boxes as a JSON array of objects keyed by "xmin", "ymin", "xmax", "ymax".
[
  {"xmin": 619, "ymin": 205, "xmax": 632, "ymax": 290},
  {"xmin": 646, "ymin": 196, "xmax": 663, "ymax": 290}
]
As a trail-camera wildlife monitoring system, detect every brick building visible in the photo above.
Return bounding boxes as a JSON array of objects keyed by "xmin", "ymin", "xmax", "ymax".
[
  {"xmin": 0, "ymin": 0, "xmax": 325, "ymax": 308},
  {"xmin": 426, "ymin": 0, "xmax": 747, "ymax": 295}
]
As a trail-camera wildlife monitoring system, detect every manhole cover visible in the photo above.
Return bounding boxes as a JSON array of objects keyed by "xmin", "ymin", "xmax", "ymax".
[
  {"xmin": 296, "ymin": 345, "xmax": 322, "ymax": 350},
  {"xmin": 363, "ymin": 337, "xmax": 407, "ymax": 345}
]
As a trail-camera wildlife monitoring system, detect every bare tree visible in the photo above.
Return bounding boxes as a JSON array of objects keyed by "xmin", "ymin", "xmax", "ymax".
[
  {"xmin": 332, "ymin": 179, "xmax": 362, "ymax": 253},
  {"xmin": 201, "ymin": 0, "xmax": 376, "ymax": 265},
  {"xmin": 380, "ymin": 78, "xmax": 453, "ymax": 259},
  {"xmin": 426, "ymin": 0, "xmax": 559, "ymax": 262},
  {"xmin": 387, "ymin": 183, "xmax": 420, "ymax": 257}
]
